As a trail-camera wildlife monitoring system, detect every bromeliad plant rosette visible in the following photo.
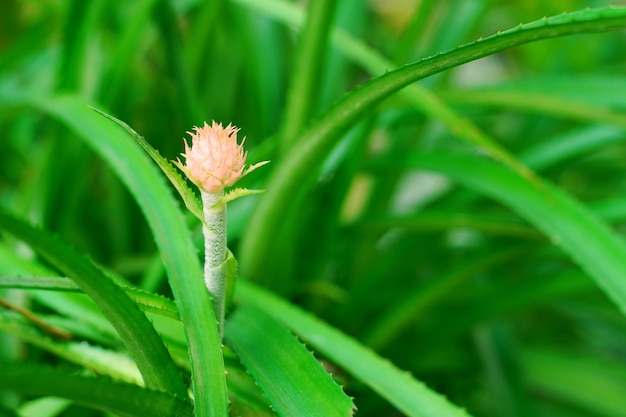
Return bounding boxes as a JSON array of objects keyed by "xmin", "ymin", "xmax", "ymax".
[{"xmin": 174, "ymin": 121, "xmax": 268, "ymax": 337}]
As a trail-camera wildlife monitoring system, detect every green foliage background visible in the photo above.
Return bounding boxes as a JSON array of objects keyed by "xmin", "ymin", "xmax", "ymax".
[{"xmin": 1, "ymin": 0, "xmax": 626, "ymax": 416}]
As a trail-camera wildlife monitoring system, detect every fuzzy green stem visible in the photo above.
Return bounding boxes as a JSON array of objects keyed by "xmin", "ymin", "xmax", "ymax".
[{"xmin": 201, "ymin": 190, "xmax": 227, "ymax": 338}]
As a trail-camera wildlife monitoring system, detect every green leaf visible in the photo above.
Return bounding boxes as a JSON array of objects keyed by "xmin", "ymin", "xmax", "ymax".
[
  {"xmin": 27, "ymin": 95, "xmax": 228, "ymax": 417},
  {"xmin": 519, "ymin": 125, "xmax": 625, "ymax": 171},
  {"xmin": 279, "ymin": 0, "xmax": 337, "ymax": 150},
  {"xmin": 0, "ymin": 275, "xmax": 81, "ymax": 292},
  {"xmin": 88, "ymin": 106, "xmax": 204, "ymax": 223},
  {"xmin": 234, "ymin": 281, "xmax": 473, "ymax": 417},
  {"xmin": 225, "ymin": 305, "xmax": 355, "ymax": 417},
  {"xmin": 0, "ymin": 210, "xmax": 187, "ymax": 398},
  {"xmin": 0, "ymin": 275, "xmax": 180, "ymax": 320},
  {"xmin": 0, "ymin": 363, "xmax": 193, "ymax": 417},
  {"xmin": 402, "ymin": 152, "xmax": 626, "ymax": 316},
  {"xmin": 441, "ymin": 85, "xmax": 626, "ymax": 128},
  {"xmin": 0, "ymin": 313, "xmax": 142, "ymax": 384},
  {"xmin": 0, "ymin": 247, "xmax": 120, "ymax": 346},
  {"xmin": 239, "ymin": 6, "xmax": 626, "ymax": 285}
]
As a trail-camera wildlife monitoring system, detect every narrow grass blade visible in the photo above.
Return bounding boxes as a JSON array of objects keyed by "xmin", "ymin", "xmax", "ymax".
[
  {"xmin": 0, "ymin": 363, "xmax": 193, "ymax": 417},
  {"xmin": 234, "ymin": 281, "xmax": 473, "ymax": 417},
  {"xmin": 0, "ymin": 276, "xmax": 80, "ymax": 292},
  {"xmin": 0, "ymin": 210, "xmax": 187, "ymax": 398},
  {"xmin": 28, "ymin": 95, "xmax": 228, "ymax": 417},
  {"xmin": 404, "ymin": 152, "xmax": 626, "ymax": 316},
  {"xmin": 225, "ymin": 305, "xmax": 355, "ymax": 417}
]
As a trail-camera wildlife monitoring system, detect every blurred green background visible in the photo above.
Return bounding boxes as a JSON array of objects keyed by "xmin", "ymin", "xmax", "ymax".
[{"xmin": 2, "ymin": 0, "xmax": 626, "ymax": 416}]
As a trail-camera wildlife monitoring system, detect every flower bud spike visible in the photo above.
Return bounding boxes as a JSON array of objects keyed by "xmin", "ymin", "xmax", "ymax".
[{"xmin": 176, "ymin": 120, "xmax": 268, "ymax": 339}]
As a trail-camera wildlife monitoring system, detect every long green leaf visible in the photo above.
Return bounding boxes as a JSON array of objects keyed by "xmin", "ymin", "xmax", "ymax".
[
  {"xmin": 0, "ymin": 210, "xmax": 187, "ymax": 398},
  {"xmin": 519, "ymin": 125, "xmax": 625, "ymax": 171},
  {"xmin": 225, "ymin": 305, "xmax": 355, "ymax": 417},
  {"xmin": 0, "ymin": 275, "xmax": 180, "ymax": 320},
  {"xmin": 279, "ymin": 0, "xmax": 337, "ymax": 150},
  {"xmin": 234, "ymin": 281, "xmax": 472, "ymax": 417},
  {"xmin": 28, "ymin": 96, "xmax": 228, "ymax": 417},
  {"xmin": 88, "ymin": 106, "xmax": 204, "ymax": 223},
  {"xmin": 0, "ymin": 314, "xmax": 142, "ymax": 384},
  {"xmin": 0, "ymin": 245, "xmax": 121, "ymax": 346},
  {"xmin": 0, "ymin": 363, "xmax": 193, "ymax": 417},
  {"xmin": 441, "ymin": 88, "xmax": 626, "ymax": 128},
  {"xmin": 402, "ymin": 152, "xmax": 626, "ymax": 315},
  {"xmin": 239, "ymin": 6, "xmax": 626, "ymax": 284}
]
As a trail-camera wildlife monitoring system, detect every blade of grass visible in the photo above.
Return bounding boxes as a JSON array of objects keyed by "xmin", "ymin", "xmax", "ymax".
[
  {"xmin": 0, "ymin": 363, "xmax": 193, "ymax": 417},
  {"xmin": 239, "ymin": 6, "xmax": 626, "ymax": 285},
  {"xmin": 0, "ymin": 210, "xmax": 187, "ymax": 398},
  {"xmin": 27, "ymin": 95, "xmax": 228, "ymax": 417},
  {"xmin": 234, "ymin": 281, "xmax": 473, "ymax": 417},
  {"xmin": 225, "ymin": 306, "xmax": 355, "ymax": 417},
  {"xmin": 0, "ymin": 276, "xmax": 80, "ymax": 292},
  {"xmin": 279, "ymin": 0, "xmax": 337, "ymax": 151}
]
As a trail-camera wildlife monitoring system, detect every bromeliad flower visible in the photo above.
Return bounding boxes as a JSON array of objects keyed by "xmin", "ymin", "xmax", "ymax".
[
  {"xmin": 174, "ymin": 120, "xmax": 268, "ymax": 339},
  {"xmin": 175, "ymin": 121, "xmax": 268, "ymax": 193}
]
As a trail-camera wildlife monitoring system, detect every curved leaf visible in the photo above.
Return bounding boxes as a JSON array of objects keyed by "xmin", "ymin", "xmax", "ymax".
[
  {"xmin": 28, "ymin": 96, "xmax": 228, "ymax": 417},
  {"xmin": 88, "ymin": 106, "xmax": 204, "ymax": 223},
  {"xmin": 402, "ymin": 152, "xmax": 626, "ymax": 315},
  {"xmin": 0, "ymin": 363, "xmax": 193, "ymax": 417},
  {"xmin": 225, "ymin": 305, "xmax": 355, "ymax": 417},
  {"xmin": 0, "ymin": 275, "xmax": 180, "ymax": 320},
  {"xmin": 234, "ymin": 281, "xmax": 472, "ymax": 417},
  {"xmin": 0, "ymin": 210, "xmax": 187, "ymax": 397}
]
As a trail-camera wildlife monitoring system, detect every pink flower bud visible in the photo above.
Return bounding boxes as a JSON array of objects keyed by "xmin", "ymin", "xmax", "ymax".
[{"xmin": 176, "ymin": 121, "xmax": 250, "ymax": 193}]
